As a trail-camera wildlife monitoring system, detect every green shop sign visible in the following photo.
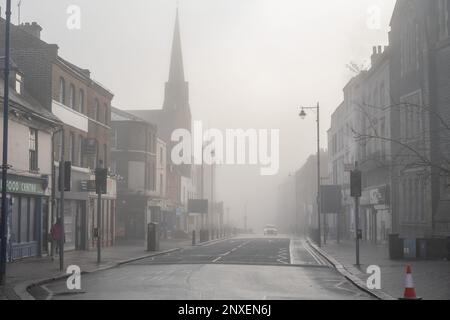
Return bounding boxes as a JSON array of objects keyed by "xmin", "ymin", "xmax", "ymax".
[{"xmin": 0, "ymin": 174, "xmax": 46, "ymax": 195}]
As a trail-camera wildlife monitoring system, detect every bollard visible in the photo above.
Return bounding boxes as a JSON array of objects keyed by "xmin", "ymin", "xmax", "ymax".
[{"xmin": 192, "ymin": 230, "xmax": 196, "ymax": 246}]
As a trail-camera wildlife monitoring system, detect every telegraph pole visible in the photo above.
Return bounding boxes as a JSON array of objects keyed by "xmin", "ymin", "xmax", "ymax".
[{"xmin": 0, "ymin": 0, "xmax": 12, "ymax": 285}]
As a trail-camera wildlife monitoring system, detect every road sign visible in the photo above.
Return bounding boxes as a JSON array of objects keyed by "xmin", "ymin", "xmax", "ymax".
[
  {"xmin": 80, "ymin": 180, "xmax": 96, "ymax": 192},
  {"xmin": 344, "ymin": 163, "xmax": 355, "ymax": 172},
  {"xmin": 320, "ymin": 185, "xmax": 342, "ymax": 214}
]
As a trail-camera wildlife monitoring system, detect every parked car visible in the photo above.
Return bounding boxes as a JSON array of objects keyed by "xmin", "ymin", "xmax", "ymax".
[{"xmin": 264, "ymin": 225, "xmax": 278, "ymax": 236}]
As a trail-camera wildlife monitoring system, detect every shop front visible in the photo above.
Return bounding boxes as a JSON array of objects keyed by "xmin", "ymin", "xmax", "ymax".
[
  {"xmin": 360, "ymin": 185, "xmax": 391, "ymax": 244},
  {"xmin": 2, "ymin": 174, "xmax": 50, "ymax": 261}
]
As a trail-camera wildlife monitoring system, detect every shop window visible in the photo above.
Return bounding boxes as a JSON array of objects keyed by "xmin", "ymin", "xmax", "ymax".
[
  {"xmin": 20, "ymin": 198, "xmax": 28, "ymax": 242},
  {"xmin": 11, "ymin": 196, "xmax": 19, "ymax": 243},
  {"xmin": 29, "ymin": 198, "xmax": 36, "ymax": 242}
]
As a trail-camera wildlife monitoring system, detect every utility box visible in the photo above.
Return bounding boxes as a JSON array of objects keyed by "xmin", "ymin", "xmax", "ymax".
[
  {"xmin": 388, "ymin": 234, "xmax": 404, "ymax": 260},
  {"xmin": 403, "ymin": 238, "xmax": 417, "ymax": 259},
  {"xmin": 147, "ymin": 223, "xmax": 160, "ymax": 252}
]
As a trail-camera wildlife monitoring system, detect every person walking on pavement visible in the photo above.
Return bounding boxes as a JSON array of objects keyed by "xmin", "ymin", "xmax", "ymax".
[{"xmin": 50, "ymin": 218, "xmax": 62, "ymax": 260}]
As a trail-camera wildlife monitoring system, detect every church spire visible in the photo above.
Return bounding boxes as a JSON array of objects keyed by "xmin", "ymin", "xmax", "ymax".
[{"xmin": 168, "ymin": 8, "xmax": 185, "ymax": 83}]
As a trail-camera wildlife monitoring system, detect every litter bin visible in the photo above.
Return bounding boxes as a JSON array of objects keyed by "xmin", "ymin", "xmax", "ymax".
[
  {"xmin": 416, "ymin": 239, "xmax": 427, "ymax": 259},
  {"xmin": 447, "ymin": 237, "xmax": 450, "ymax": 260},
  {"xmin": 147, "ymin": 223, "xmax": 160, "ymax": 252},
  {"xmin": 388, "ymin": 234, "xmax": 404, "ymax": 260}
]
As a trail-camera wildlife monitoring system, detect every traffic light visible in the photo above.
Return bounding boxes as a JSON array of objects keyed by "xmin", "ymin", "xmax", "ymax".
[
  {"xmin": 95, "ymin": 168, "xmax": 108, "ymax": 194},
  {"xmin": 58, "ymin": 161, "xmax": 72, "ymax": 192},
  {"xmin": 350, "ymin": 170, "xmax": 362, "ymax": 198}
]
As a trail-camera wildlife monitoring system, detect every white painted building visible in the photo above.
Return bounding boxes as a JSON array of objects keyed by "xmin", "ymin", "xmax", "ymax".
[{"xmin": 0, "ymin": 61, "xmax": 61, "ymax": 260}]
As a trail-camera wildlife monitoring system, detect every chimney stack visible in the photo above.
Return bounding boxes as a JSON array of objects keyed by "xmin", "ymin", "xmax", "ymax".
[
  {"xmin": 371, "ymin": 45, "xmax": 385, "ymax": 66},
  {"xmin": 20, "ymin": 22, "xmax": 42, "ymax": 39}
]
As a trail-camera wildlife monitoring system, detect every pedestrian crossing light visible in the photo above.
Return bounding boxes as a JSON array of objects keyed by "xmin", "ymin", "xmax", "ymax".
[
  {"xmin": 95, "ymin": 168, "xmax": 108, "ymax": 194},
  {"xmin": 350, "ymin": 170, "xmax": 362, "ymax": 198}
]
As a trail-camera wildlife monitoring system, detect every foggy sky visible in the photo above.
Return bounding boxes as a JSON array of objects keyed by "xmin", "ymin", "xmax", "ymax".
[{"xmin": 3, "ymin": 0, "xmax": 396, "ymax": 230}]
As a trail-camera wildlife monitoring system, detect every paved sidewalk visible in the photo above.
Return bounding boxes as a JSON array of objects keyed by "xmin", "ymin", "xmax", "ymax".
[
  {"xmin": 0, "ymin": 238, "xmax": 193, "ymax": 300},
  {"xmin": 318, "ymin": 240, "xmax": 450, "ymax": 300}
]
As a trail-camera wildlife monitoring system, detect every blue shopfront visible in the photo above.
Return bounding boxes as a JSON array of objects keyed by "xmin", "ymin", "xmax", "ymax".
[{"xmin": 2, "ymin": 174, "xmax": 49, "ymax": 261}]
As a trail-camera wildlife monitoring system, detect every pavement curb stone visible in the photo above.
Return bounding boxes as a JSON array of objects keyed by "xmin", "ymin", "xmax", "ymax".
[
  {"xmin": 306, "ymin": 238, "xmax": 396, "ymax": 300},
  {"xmin": 14, "ymin": 248, "xmax": 182, "ymax": 300}
]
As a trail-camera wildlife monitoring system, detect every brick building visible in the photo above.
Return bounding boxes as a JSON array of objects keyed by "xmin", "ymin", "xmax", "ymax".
[
  {"xmin": 111, "ymin": 107, "xmax": 158, "ymax": 239},
  {"xmin": 0, "ymin": 58, "xmax": 61, "ymax": 260},
  {"xmin": 0, "ymin": 19, "xmax": 117, "ymax": 251},
  {"xmin": 329, "ymin": 46, "xmax": 392, "ymax": 244},
  {"xmin": 130, "ymin": 10, "xmax": 193, "ymax": 235},
  {"xmin": 389, "ymin": 0, "xmax": 450, "ymax": 239}
]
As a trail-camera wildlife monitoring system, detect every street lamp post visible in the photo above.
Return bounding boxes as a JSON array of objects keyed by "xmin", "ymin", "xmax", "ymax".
[
  {"xmin": 0, "ymin": 0, "xmax": 13, "ymax": 285},
  {"xmin": 299, "ymin": 102, "xmax": 322, "ymax": 248}
]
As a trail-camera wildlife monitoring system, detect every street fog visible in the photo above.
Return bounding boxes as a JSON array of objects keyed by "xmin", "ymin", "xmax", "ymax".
[{"xmin": 7, "ymin": 0, "xmax": 396, "ymax": 231}]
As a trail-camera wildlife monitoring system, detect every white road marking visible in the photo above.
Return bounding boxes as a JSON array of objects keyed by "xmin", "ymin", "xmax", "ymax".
[
  {"xmin": 41, "ymin": 284, "xmax": 54, "ymax": 300},
  {"xmin": 302, "ymin": 241, "xmax": 328, "ymax": 266}
]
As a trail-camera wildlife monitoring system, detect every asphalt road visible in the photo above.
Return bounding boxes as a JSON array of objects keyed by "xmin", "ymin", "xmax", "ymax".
[{"xmin": 31, "ymin": 236, "xmax": 374, "ymax": 300}]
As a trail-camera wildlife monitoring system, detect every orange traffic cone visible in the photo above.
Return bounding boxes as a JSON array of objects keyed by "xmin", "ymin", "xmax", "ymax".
[{"xmin": 400, "ymin": 265, "xmax": 422, "ymax": 300}]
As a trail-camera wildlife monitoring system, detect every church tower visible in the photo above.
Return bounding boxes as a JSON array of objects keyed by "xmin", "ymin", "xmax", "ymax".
[{"xmin": 163, "ymin": 9, "xmax": 192, "ymax": 134}]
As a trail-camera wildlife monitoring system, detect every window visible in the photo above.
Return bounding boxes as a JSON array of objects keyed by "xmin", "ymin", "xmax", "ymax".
[
  {"xmin": 439, "ymin": 0, "xmax": 449, "ymax": 40},
  {"xmin": 69, "ymin": 84, "xmax": 76, "ymax": 109},
  {"xmin": 69, "ymin": 132, "xmax": 75, "ymax": 165},
  {"xmin": 111, "ymin": 129, "xmax": 118, "ymax": 148},
  {"xmin": 59, "ymin": 77, "xmax": 66, "ymax": 104},
  {"xmin": 104, "ymin": 103, "xmax": 109, "ymax": 125},
  {"xmin": 94, "ymin": 99, "xmax": 100, "ymax": 121},
  {"xmin": 160, "ymin": 174, "xmax": 163, "ymax": 195},
  {"xmin": 79, "ymin": 89, "xmax": 85, "ymax": 114},
  {"xmin": 152, "ymin": 162, "xmax": 156, "ymax": 191},
  {"xmin": 160, "ymin": 147, "xmax": 164, "ymax": 165},
  {"xmin": 380, "ymin": 82, "xmax": 385, "ymax": 107},
  {"xmin": 78, "ymin": 135, "xmax": 84, "ymax": 167},
  {"xmin": 103, "ymin": 144, "xmax": 108, "ymax": 168},
  {"xmin": 400, "ymin": 16, "xmax": 420, "ymax": 76},
  {"xmin": 29, "ymin": 129, "xmax": 38, "ymax": 171},
  {"xmin": 380, "ymin": 117, "xmax": 386, "ymax": 158},
  {"xmin": 15, "ymin": 73, "xmax": 23, "ymax": 94}
]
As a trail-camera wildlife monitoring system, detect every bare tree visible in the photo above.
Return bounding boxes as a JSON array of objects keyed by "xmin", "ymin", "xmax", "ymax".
[{"xmin": 350, "ymin": 100, "xmax": 450, "ymax": 181}]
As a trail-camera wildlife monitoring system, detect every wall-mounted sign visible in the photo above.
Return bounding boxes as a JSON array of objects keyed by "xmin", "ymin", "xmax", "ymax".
[
  {"xmin": 0, "ymin": 174, "xmax": 45, "ymax": 195},
  {"xmin": 188, "ymin": 199, "xmax": 208, "ymax": 214},
  {"xmin": 361, "ymin": 185, "xmax": 390, "ymax": 206}
]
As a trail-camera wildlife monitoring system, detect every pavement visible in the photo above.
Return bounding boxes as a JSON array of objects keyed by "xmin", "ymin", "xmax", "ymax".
[
  {"xmin": 312, "ymin": 239, "xmax": 450, "ymax": 300},
  {"xmin": 28, "ymin": 235, "xmax": 375, "ymax": 300},
  {"xmin": 0, "ymin": 237, "xmax": 194, "ymax": 300}
]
